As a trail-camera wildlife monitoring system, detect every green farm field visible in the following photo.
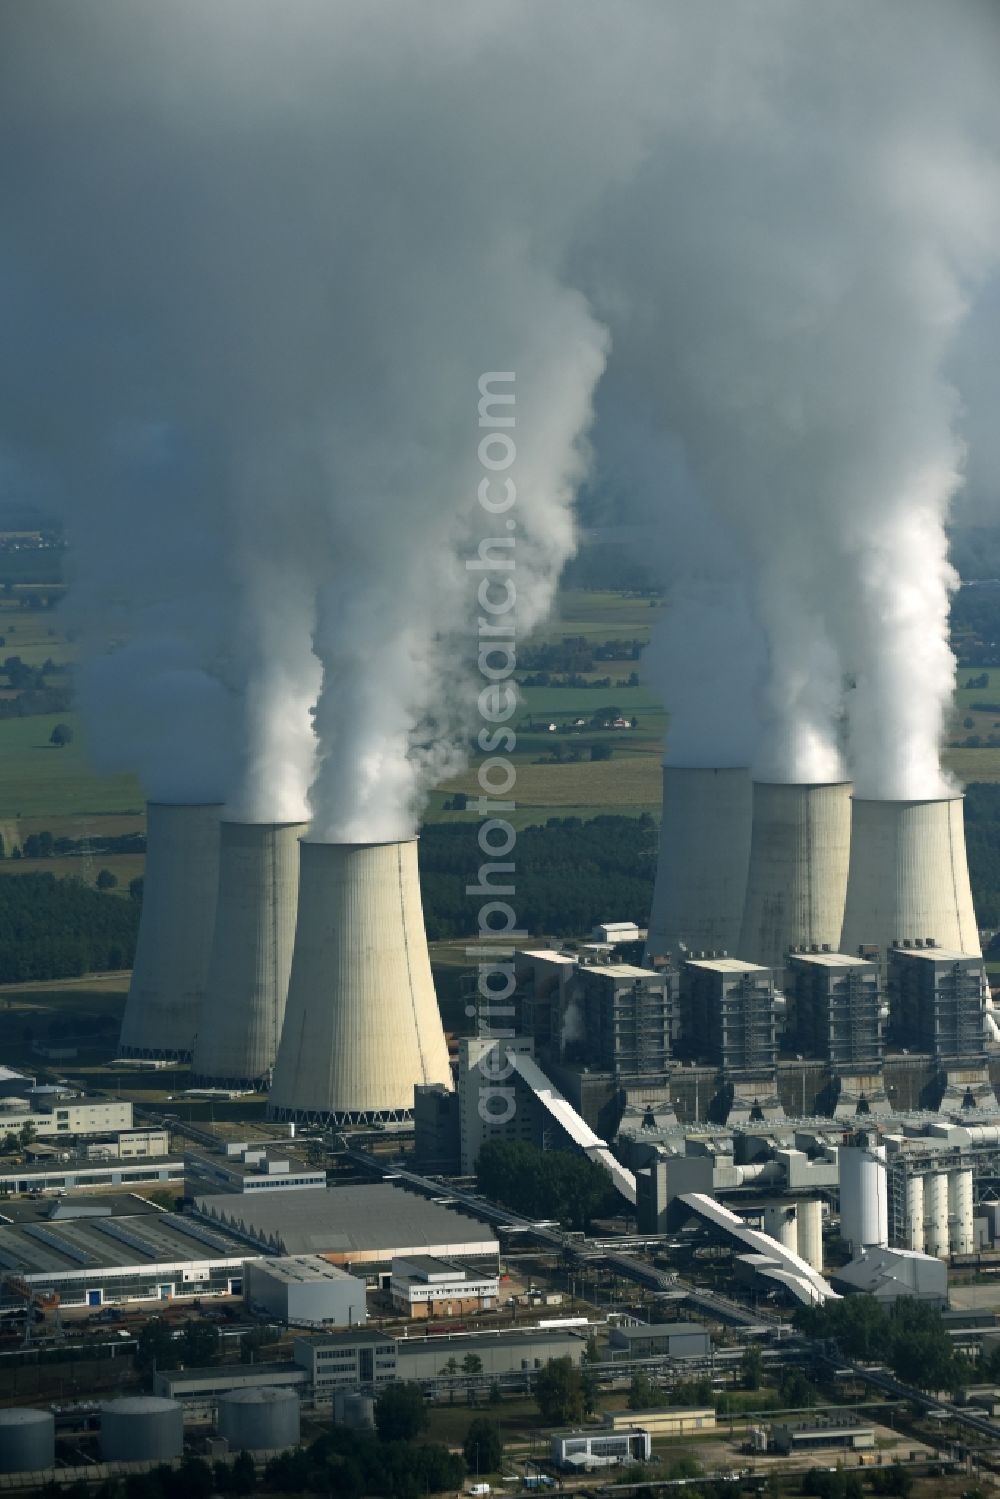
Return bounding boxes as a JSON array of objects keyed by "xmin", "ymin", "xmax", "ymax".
[{"xmin": 2, "ymin": 586, "xmax": 1000, "ymax": 870}]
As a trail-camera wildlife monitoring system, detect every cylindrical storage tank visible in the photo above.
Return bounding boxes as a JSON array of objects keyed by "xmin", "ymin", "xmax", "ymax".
[
  {"xmin": 269, "ymin": 840, "xmax": 452, "ymax": 1123},
  {"xmin": 796, "ymin": 1199, "xmax": 823, "ymax": 1272},
  {"xmin": 218, "ymin": 1388, "xmax": 300, "ymax": 1452},
  {"xmin": 0, "ymin": 1409, "xmax": 55, "ymax": 1473},
  {"xmin": 119, "ymin": 802, "xmax": 222, "ymax": 1058},
  {"xmin": 763, "ymin": 1204, "xmax": 799, "ymax": 1253},
  {"xmin": 840, "ymin": 797, "xmax": 981, "ymax": 963},
  {"xmin": 334, "ymin": 1391, "xmax": 375, "ymax": 1430},
  {"xmin": 193, "ymin": 820, "xmax": 307, "ymax": 1087},
  {"xmin": 906, "ymin": 1175, "xmax": 925, "ymax": 1253},
  {"xmin": 100, "ymin": 1397, "xmax": 184, "ymax": 1462},
  {"xmin": 839, "ymin": 1144, "xmax": 888, "ymax": 1251},
  {"xmin": 738, "ymin": 781, "xmax": 852, "ymax": 973},
  {"xmin": 645, "ymin": 767, "xmax": 752, "ymax": 963},
  {"xmin": 949, "ymin": 1169, "xmax": 975, "ymax": 1256},
  {"xmin": 924, "ymin": 1173, "xmax": 950, "ymax": 1260}
]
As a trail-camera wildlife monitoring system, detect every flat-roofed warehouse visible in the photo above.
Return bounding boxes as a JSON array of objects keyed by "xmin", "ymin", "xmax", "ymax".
[
  {"xmin": 0, "ymin": 1197, "xmax": 251, "ymax": 1308},
  {"xmin": 193, "ymin": 1183, "xmax": 499, "ymax": 1276}
]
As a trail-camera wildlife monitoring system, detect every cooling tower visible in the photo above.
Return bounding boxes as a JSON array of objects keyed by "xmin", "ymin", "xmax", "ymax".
[
  {"xmin": 839, "ymin": 796, "xmax": 981, "ymax": 961},
  {"xmin": 737, "ymin": 781, "xmax": 852, "ymax": 972},
  {"xmin": 118, "ymin": 802, "xmax": 222, "ymax": 1059},
  {"xmin": 268, "ymin": 839, "xmax": 452, "ymax": 1123},
  {"xmin": 645, "ymin": 767, "xmax": 752, "ymax": 963},
  {"xmin": 192, "ymin": 820, "xmax": 306, "ymax": 1087}
]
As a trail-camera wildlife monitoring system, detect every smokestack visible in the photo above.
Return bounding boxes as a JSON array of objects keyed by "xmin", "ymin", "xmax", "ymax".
[
  {"xmin": 191, "ymin": 820, "xmax": 306, "ymax": 1087},
  {"xmin": 268, "ymin": 839, "xmax": 452, "ymax": 1123},
  {"xmin": 645, "ymin": 766, "xmax": 752, "ymax": 963},
  {"xmin": 738, "ymin": 781, "xmax": 852, "ymax": 972},
  {"xmin": 840, "ymin": 796, "xmax": 981, "ymax": 961},
  {"xmin": 118, "ymin": 802, "xmax": 222, "ymax": 1059}
]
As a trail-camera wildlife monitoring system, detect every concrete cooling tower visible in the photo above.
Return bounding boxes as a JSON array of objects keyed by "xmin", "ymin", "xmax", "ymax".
[
  {"xmin": 839, "ymin": 796, "xmax": 981, "ymax": 961},
  {"xmin": 268, "ymin": 839, "xmax": 452, "ymax": 1124},
  {"xmin": 645, "ymin": 766, "xmax": 752, "ymax": 963},
  {"xmin": 737, "ymin": 781, "xmax": 852, "ymax": 973},
  {"xmin": 119, "ymin": 802, "xmax": 222, "ymax": 1059},
  {"xmin": 192, "ymin": 820, "xmax": 306, "ymax": 1087}
]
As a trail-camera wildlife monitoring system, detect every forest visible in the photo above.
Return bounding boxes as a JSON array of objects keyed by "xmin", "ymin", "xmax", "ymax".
[
  {"xmin": 962, "ymin": 783, "xmax": 1000, "ymax": 929},
  {"xmin": 418, "ymin": 812, "xmax": 657, "ymax": 939},
  {"xmin": 0, "ymin": 873, "xmax": 139, "ymax": 982}
]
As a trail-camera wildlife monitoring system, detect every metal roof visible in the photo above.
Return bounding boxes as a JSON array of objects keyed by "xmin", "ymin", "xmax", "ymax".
[
  {"xmin": 250, "ymin": 1255, "xmax": 359, "ymax": 1285},
  {"xmin": 0, "ymin": 1207, "xmax": 249, "ymax": 1277},
  {"xmin": 194, "ymin": 1183, "xmax": 499, "ymax": 1257}
]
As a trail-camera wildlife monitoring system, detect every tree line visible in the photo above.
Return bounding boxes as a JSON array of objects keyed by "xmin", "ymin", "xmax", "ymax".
[
  {"xmin": 475, "ymin": 1139, "xmax": 620, "ymax": 1230},
  {"xmin": 419, "ymin": 813, "xmax": 656, "ymax": 939},
  {"xmin": 0, "ymin": 873, "xmax": 139, "ymax": 982}
]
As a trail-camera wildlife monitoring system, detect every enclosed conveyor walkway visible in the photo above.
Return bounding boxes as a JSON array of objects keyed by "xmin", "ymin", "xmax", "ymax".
[
  {"xmin": 679, "ymin": 1191, "xmax": 839, "ymax": 1306},
  {"xmin": 507, "ymin": 1051, "xmax": 637, "ymax": 1206}
]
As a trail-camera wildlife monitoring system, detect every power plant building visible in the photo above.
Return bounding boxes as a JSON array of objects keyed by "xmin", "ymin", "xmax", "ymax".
[
  {"xmin": 268, "ymin": 840, "xmax": 452, "ymax": 1124},
  {"xmin": 738, "ymin": 781, "xmax": 852, "ymax": 974},
  {"xmin": 840, "ymin": 797, "xmax": 981, "ymax": 962},
  {"xmin": 566, "ymin": 964, "xmax": 673, "ymax": 1078},
  {"xmin": 244, "ymin": 1255, "xmax": 367, "ymax": 1327},
  {"xmin": 193, "ymin": 819, "xmax": 305, "ymax": 1087},
  {"xmin": 681, "ymin": 959, "xmax": 777, "ymax": 1075},
  {"xmin": 787, "ymin": 952, "xmax": 884, "ymax": 1072},
  {"xmin": 888, "ymin": 945, "xmax": 986, "ymax": 1062},
  {"xmin": 645, "ymin": 766, "xmax": 752, "ymax": 963},
  {"xmin": 119, "ymin": 801, "xmax": 222, "ymax": 1059}
]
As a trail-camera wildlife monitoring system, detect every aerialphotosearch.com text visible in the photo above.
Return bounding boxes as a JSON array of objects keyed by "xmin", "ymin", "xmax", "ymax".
[{"xmin": 467, "ymin": 371, "xmax": 522, "ymax": 1126}]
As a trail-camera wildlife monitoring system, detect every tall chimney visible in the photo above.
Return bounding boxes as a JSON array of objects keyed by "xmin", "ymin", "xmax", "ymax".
[
  {"xmin": 118, "ymin": 802, "xmax": 222, "ymax": 1059},
  {"xmin": 738, "ymin": 781, "xmax": 852, "ymax": 972},
  {"xmin": 840, "ymin": 796, "xmax": 981, "ymax": 961},
  {"xmin": 192, "ymin": 820, "xmax": 306, "ymax": 1087},
  {"xmin": 645, "ymin": 766, "xmax": 752, "ymax": 963},
  {"xmin": 267, "ymin": 839, "xmax": 452, "ymax": 1123}
]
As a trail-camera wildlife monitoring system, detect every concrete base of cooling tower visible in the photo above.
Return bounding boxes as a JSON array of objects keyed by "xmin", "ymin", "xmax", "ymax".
[{"xmin": 266, "ymin": 1102, "xmax": 415, "ymax": 1128}]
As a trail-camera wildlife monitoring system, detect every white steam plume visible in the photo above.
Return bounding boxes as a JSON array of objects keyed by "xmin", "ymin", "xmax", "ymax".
[{"xmin": 579, "ymin": 0, "xmax": 1000, "ymax": 792}]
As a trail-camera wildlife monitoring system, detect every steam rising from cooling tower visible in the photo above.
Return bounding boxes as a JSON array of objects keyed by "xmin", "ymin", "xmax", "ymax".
[
  {"xmin": 192, "ymin": 821, "xmax": 306, "ymax": 1087},
  {"xmin": 0, "ymin": 3, "xmax": 673, "ymax": 847},
  {"xmin": 840, "ymin": 797, "xmax": 981, "ymax": 962},
  {"xmin": 118, "ymin": 804, "xmax": 221, "ymax": 1059},
  {"xmin": 268, "ymin": 841, "xmax": 451, "ymax": 1123},
  {"xmin": 738, "ymin": 782, "xmax": 853, "ymax": 973},
  {"xmin": 582, "ymin": 1, "xmax": 1000, "ymax": 794},
  {"xmin": 646, "ymin": 768, "xmax": 752, "ymax": 963}
]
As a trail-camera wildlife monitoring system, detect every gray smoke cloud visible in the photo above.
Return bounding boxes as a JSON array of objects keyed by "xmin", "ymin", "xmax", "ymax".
[
  {"xmin": 3, "ymin": 1, "xmax": 999, "ymax": 820},
  {"xmin": 0, "ymin": 1, "xmax": 660, "ymax": 837}
]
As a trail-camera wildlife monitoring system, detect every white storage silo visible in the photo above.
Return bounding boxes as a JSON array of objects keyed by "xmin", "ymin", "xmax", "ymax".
[
  {"xmin": 840, "ymin": 797, "xmax": 981, "ymax": 962},
  {"xmin": 193, "ymin": 820, "xmax": 306, "ymax": 1086},
  {"xmin": 0, "ymin": 1409, "xmax": 55, "ymax": 1473},
  {"xmin": 119, "ymin": 801, "xmax": 222, "ymax": 1058},
  {"xmin": 100, "ymin": 1397, "xmax": 184, "ymax": 1462},
  {"xmin": 268, "ymin": 840, "xmax": 452, "ymax": 1123},
  {"xmin": 924, "ymin": 1173, "xmax": 950, "ymax": 1260},
  {"xmin": 763, "ymin": 1203, "xmax": 799, "ymax": 1253},
  {"xmin": 839, "ymin": 1143, "xmax": 888, "ymax": 1251},
  {"xmin": 645, "ymin": 766, "xmax": 752, "ymax": 963},
  {"xmin": 905, "ymin": 1174, "xmax": 925, "ymax": 1253},
  {"xmin": 738, "ymin": 781, "xmax": 852, "ymax": 972},
  {"xmin": 218, "ymin": 1387, "xmax": 300, "ymax": 1451},
  {"xmin": 796, "ymin": 1199, "xmax": 823, "ymax": 1272},
  {"xmin": 948, "ymin": 1168, "xmax": 975, "ymax": 1256}
]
